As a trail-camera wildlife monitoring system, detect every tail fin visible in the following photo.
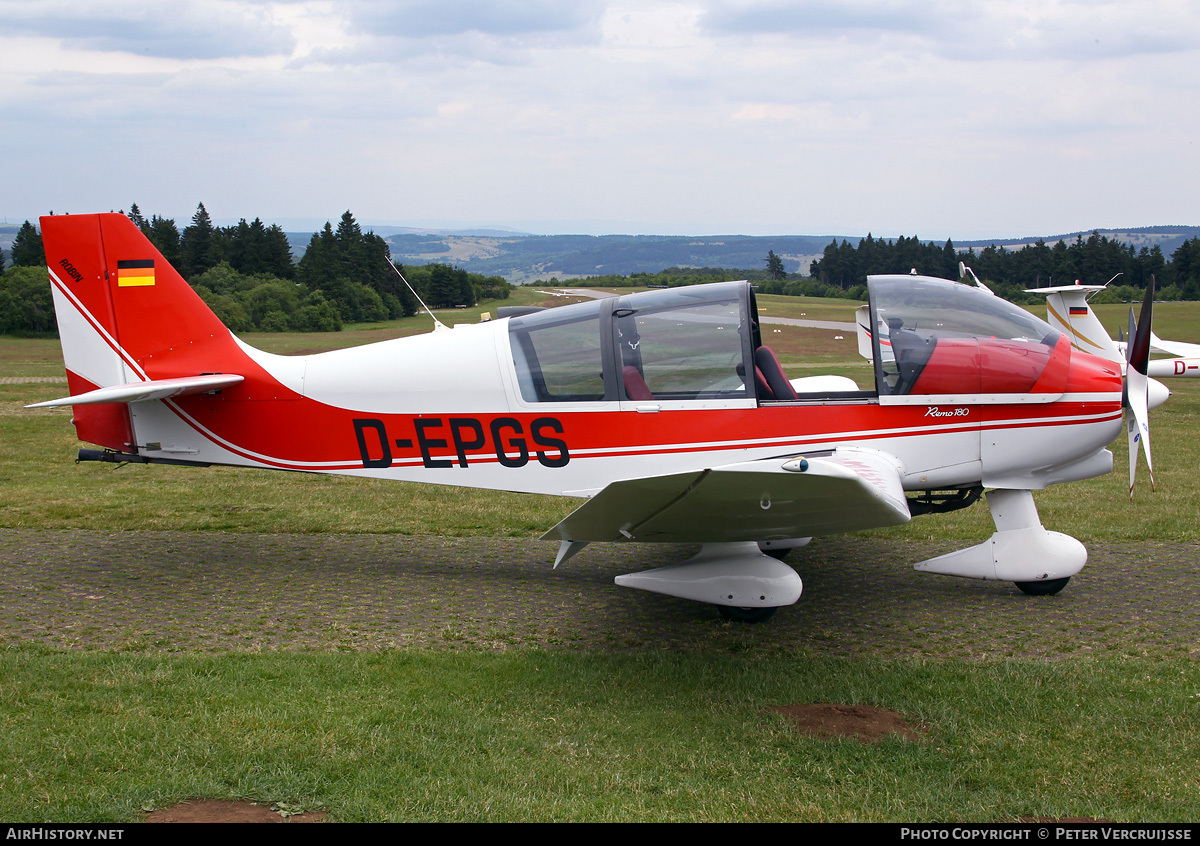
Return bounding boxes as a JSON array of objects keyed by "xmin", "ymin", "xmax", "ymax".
[
  {"xmin": 1035, "ymin": 287, "xmax": 1122, "ymax": 365},
  {"xmin": 40, "ymin": 213, "xmax": 253, "ymax": 450}
]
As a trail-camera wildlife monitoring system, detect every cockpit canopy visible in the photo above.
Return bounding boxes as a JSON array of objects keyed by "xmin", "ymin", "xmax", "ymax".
[
  {"xmin": 868, "ymin": 275, "xmax": 1068, "ymax": 400},
  {"xmin": 506, "ymin": 275, "xmax": 1069, "ymax": 407},
  {"xmin": 508, "ymin": 282, "xmax": 756, "ymax": 404}
]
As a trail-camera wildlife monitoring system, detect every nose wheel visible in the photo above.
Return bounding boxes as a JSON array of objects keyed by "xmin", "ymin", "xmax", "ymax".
[
  {"xmin": 914, "ymin": 490, "xmax": 1087, "ymax": 588},
  {"xmin": 1015, "ymin": 577, "xmax": 1070, "ymax": 596},
  {"xmin": 717, "ymin": 605, "xmax": 777, "ymax": 623}
]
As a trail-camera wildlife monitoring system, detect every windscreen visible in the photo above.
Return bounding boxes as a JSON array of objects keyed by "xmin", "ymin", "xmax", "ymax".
[
  {"xmin": 869, "ymin": 276, "xmax": 1061, "ymax": 396},
  {"xmin": 509, "ymin": 299, "xmax": 607, "ymax": 402}
]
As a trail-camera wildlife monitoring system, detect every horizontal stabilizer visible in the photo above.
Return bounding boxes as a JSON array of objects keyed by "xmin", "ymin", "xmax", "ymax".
[
  {"xmin": 26, "ymin": 374, "xmax": 244, "ymax": 409},
  {"xmin": 543, "ymin": 447, "xmax": 910, "ymax": 544}
]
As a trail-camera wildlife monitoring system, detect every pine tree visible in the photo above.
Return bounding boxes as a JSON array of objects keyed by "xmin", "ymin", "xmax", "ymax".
[
  {"xmin": 10, "ymin": 221, "xmax": 45, "ymax": 267},
  {"xmin": 765, "ymin": 250, "xmax": 786, "ymax": 280},
  {"xmin": 146, "ymin": 216, "xmax": 180, "ymax": 266},
  {"xmin": 942, "ymin": 240, "xmax": 959, "ymax": 279},
  {"xmin": 427, "ymin": 264, "xmax": 459, "ymax": 308},
  {"xmin": 240, "ymin": 218, "xmax": 271, "ymax": 275},
  {"xmin": 264, "ymin": 224, "xmax": 295, "ymax": 279},
  {"xmin": 335, "ymin": 210, "xmax": 362, "ymax": 246},
  {"xmin": 180, "ymin": 203, "xmax": 218, "ymax": 280},
  {"xmin": 296, "ymin": 223, "xmax": 339, "ymax": 291}
]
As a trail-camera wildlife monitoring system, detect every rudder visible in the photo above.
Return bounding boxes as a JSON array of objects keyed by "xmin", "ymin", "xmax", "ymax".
[{"xmin": 41, "ymin": 213, "xmax": 253, "ymax": 450}]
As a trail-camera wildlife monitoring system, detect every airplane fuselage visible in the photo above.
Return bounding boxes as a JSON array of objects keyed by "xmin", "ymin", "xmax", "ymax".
[{"xmin": 115, "ymin": 313, "xmax": 1124, "ymax": 504}]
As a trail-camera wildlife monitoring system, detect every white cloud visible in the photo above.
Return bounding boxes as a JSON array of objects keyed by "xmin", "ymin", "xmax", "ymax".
[
  {"xmin": 701, "ymin": 0, "xmax": 1200, "ymax": 61},
  {"xmin": 1, "ymin": 0, "xmax": 296, "ymax": 60},
  {"xmin": 702, "ymin": 0, "xmax": 949, "ymax": 38},
  {"xmin": 1, "ymin": 0, "xmax": 1197, "ymax": 238},
  {"xmin": 340, "ymin": 0, "xmax": 605, "ymax": 38}
]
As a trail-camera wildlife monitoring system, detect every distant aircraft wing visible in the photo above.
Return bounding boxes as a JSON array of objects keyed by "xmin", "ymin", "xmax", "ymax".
[
  {"xmin": 1150, "ymin": 332, "xmax": 1200, "ymax": 358},
  {"xmin": 542, "ymin": 447, "xmax": 910, "ymax": 544}
]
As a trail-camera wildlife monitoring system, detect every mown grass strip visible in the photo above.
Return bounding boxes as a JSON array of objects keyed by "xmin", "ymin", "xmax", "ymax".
[{"xmin": 1, "ymin": 647, "xmax": 1198, "ymax": 822}]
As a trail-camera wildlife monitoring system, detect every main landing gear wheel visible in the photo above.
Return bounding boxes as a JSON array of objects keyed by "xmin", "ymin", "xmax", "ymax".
[
  {"xmin": 1015, "ymin": 577, "xmax": 1071, "ymax": 596},
  {"xmin": 717, "ymin": 605, "xmax": 778, "ymax": 623}
]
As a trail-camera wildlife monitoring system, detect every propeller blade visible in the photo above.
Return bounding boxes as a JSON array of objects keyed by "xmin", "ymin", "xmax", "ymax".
[
  {"xmin": 1126, "ymin": 385, "xmax": 1153, "ymax": 496},
  {"xmin": 1128, "ymin": 279, "xmax": 1154, "ymax": 377},
  {"xmin": 1125, "ymin": 278, "xmax": 1156, "ymax": 496}
]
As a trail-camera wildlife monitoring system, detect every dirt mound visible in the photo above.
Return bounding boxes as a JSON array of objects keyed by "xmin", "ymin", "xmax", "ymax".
[{"xmin": 768, "ymin": 703, "xmax": 924, "ymax": 742}]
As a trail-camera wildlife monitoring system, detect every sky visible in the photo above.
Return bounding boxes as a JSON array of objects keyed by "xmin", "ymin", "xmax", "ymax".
[{"xmin": 2, "ymin": 0, "xmax": 1197, "ymax": 239}]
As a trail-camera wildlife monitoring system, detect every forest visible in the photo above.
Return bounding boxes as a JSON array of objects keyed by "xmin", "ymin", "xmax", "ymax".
[
  {"xmin": 806, "ymin": 232, "xmax": 1200, "ymax": 304},
  {"xmin": 556, "ymin": 233, "xmax": 1200, "ymax": 305},
  {"xmin": 0, "ymin": 205, "xmax": 513, "ymax": 335}
]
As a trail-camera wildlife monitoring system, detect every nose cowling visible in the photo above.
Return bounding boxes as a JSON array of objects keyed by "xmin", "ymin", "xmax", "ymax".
[{"xmin": 1065, "ymin": 348, "xmax": 1123, "ymax": 396}]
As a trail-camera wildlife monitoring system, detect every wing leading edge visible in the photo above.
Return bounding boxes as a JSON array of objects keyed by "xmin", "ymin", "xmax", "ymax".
[{"xmin": 543, "ymin": 447, "xmax": 911, "ymax": 545}]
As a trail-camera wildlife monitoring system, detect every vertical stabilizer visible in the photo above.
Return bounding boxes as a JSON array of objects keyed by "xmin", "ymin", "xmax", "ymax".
[
  {"xmin": 40, "ymin": 213, "xmax": 254, "ymax": 450},
  {"xmin": 1031, "ymin": 285, "xmax": 1121, "ymax": 365}
]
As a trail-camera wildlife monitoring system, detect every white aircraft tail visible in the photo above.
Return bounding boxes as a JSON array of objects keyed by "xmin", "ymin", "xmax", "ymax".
[{"xmin": 1035, "ymin": 286, "xmax": 1122, "ymax": 364}]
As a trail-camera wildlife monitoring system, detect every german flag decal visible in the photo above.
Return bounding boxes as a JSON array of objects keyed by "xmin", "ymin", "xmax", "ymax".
[
  {"xmin": 117, "ymin": 259, "xmax": 155, "ymax": 287},
  {"xmin": 1069, "ymin": 306, "xmax": 1088, "ymax": 316}
]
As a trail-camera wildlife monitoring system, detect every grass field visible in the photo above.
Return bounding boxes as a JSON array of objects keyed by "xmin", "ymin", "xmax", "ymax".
[
  {"xmin": 3, "ymin": 650, "xmax": 1198, "ymax": 822},
  {"xmin": 2, "ymin": 293, "xmax": 1199, "ymax": 822}
]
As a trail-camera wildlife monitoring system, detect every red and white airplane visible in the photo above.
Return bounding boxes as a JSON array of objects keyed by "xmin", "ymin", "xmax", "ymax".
[{"xmin": 30, "ymin": 213, "xmax": 1156, "ymax": 621}]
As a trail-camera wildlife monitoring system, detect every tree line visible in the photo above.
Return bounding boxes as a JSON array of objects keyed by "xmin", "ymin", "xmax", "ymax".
[
  {"xmin": 542, "ymin": 264, "xmax": 866, "ymax": 301},
  {"xmin": 5, "ymin": 211, "xmax": 1200, "ymax": 337},
  {"xmin": 809, "ymin": 232, "xmax": 1200, "ymax": 303},
  {"xmin": 0, "ymin": 205, "xmax": 513, "ymax": 335},
  {"xmin": 514, "ymin": 231, "xmax": 1200, "ymax": 307}
]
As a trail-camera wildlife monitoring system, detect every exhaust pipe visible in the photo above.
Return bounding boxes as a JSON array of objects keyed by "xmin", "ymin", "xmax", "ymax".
[{"xmin": 77, "ymin": 449, "xmax": 210, "ymax": 468}]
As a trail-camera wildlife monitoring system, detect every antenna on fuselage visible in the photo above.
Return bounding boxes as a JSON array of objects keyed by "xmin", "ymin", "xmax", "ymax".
[{"xmin": 386, "ymin": 258, "xmax": 450, "ymax": 332}]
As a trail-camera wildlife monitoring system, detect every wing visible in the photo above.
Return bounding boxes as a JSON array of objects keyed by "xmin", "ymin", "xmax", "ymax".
[
  {"xmin": 1150, "ymin": 332, "xmax": 1200, "ymax": 358},
  {"xmin": 542, "ymin": 447, "xmax": 911, "ymax": 544}
]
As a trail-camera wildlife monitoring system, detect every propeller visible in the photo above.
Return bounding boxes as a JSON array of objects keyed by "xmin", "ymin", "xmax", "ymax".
[{"xmin": 1125, "ymin": 276, "xmax": 1156, "ymax": 497}]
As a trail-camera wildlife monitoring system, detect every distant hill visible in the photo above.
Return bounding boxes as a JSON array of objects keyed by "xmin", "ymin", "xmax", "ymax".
[
  {"xmin": 8, "ymin": 220, "xmax": 1197, "ymax": 283},
  {"xmin": 955, "ymin": 226, "xmax": 1200, "ymax": 259},
  {"xmin": 370, "ymin": 233, "xmax": 849, "ymax": 284},
  {"xmin": 354, "ymin": 226, "xmax": 1200, "ymax": 284},
  {"xmin": 0, "ymin": 225, "xmax": 21, "ymax": 259}
]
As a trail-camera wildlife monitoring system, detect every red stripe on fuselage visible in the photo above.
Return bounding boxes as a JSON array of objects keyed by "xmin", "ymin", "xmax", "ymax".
[
  {"xmin": 163, "ymin": 389, "xmax": 1123, "ymax": 474},
  {"xmin": 49, "ymin": 271, "xmax": 146, "ymax": 379}
]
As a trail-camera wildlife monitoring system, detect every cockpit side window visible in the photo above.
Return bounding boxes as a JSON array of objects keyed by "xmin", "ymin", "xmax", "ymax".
[
  {"xmin": 615, "ymin": 292, "xmax": 748, "ymax": 400},
  {"xmin": 509, "ymin": 300, "xmax": 608, "ymax": 402}
]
